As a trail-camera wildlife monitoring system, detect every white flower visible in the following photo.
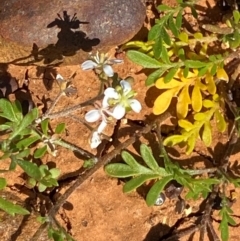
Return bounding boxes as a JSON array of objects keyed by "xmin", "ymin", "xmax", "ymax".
[
  {"xmin": 103, "ymin": 80, "xmax": 142, "ymax": 119},
  {"xmin": 81, "ymin": 51, "xmax": 122, "ymax": 77},
  {"xmin": 90, "ymin": 131, "xmax": 102, "ymax": 149}
]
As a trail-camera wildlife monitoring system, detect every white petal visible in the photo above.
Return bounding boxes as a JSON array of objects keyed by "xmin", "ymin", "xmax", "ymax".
[
  {"xmin": 90, "ymin": 131, "xmax": 101, "ymax": 149},
  {"xmin": 56, "ymin": 74, "xmax": 64, "ymax": 80},
  {"xmin": 108, "ymin": 59, "xmax": 123, "ymax": 64},
  {"xmin": 81, "ymin": 60, "xmax": 98, "ymax": 70},
  {"xmin": 103, "ymin": 64, "xmax": 114, "ymax": 77},
  {"xmin": 97, "ymin": 120, "xmax": 107, "ymax": 133},
  {"xmin": 111, "ymin": 104, "xmax": 126, "ymax": 119},
  {"xmin": 85, "ymin": 110, "xmax": 101, "ymax": 122},
  {"xmin": 120, "ymin": 80, "xmax": 131, "ymax": 94},
  {"xmin": 129, "ymin": 99, "xmax": 142, "ymax": 113},
  {"xmin": 104, "ymin": 88, "xmax": 119, "ymax": 99}
]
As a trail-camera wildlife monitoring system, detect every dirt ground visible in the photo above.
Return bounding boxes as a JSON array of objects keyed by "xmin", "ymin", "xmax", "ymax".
[{"xmin": 0, "ymin": 0, "xmax": 240, "ymax": 241}]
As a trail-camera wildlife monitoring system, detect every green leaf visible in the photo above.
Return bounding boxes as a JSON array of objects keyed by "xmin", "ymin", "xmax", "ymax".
[
  {"xmin": 16, "ymin": 149, "xmax": 31, "ymax": 159},
  {"xmin": 34, "ymin": 145, "xmax": 47, "ymax": 159},
  {"xmin": 168, "ymin": 14, "xmax": 178, "ymax": 37},
  {"xmin": 9, "ymin": 108, "xmax": 38, "ymax": 140},
  {"xmin": 148, "ymin": 24, "xmax": 160, "ymax": 41},
  {"xmin": 49, "ymin": 168, "xmax": 61, "ymax": 178},
  {"xmin": 233, "ymin": 10, "xmax": 240, "ymax": 24},
  {"xmin": 55, "ymin": 123, "xmax": 65, "ymax": 134},
  {"xmin": 127, "ymin": 50, "xmax": 161, "ymax": 68},
  {"xmin": 105, "ymin": 164, "xmax": 139, "ymax": 177},
  {"xmin": 185, "ymin": 60, "xmax": 207, "ymax": 68},
  {"xmin": 153, "ymin": 37, "xmax": 162, "ymax": 59},
  {"xmin": 17, "ymin": 160, "xmax": 42, "ymax": 180},
  {"xmin": 41, "ymin": 119, "xmax": 49, "ymax": 135},
  {"xmin": 123, "ymin": 174, "xmax": 159, "ymax": 193},
  {"xmin": 146, "ymin": 176, "xmax": 173, "ymax": 206},
  {"xmin": 161, "ymin": 45, "xmax": 171, "ymax": 64},
  {"xmin": 0, "ymin": 99, "xmax": 18, "ymax": 122},
  {"xmin": 38, "ymin": 182, "xmax": 47, "ymax": 192},
  {"xmin": 164, "ymin": 68, "xmax": 178, "ymax": 83},
  {"xmin": 175, "ymin": 11, "xmax": 182, "ymax": 29},
  {"xmin": 140, "ymin": 144, "xmax": 159, "ymax": 171},
  {"xmin": 0, "ymin": 197, "xmax": 29, "ymax": 216},
  {"xmin": 16, "ymin": 135, "xmax": 40, "ymax": 149},
  {"xmin": 121, "ymin": 151, "xmax": 152, "ymax": 174},
  {"xmin": 145, "ymin": 68, "xmax": 166, "ymax": 86},
  {"xmin": 161, "ymin": 27, "xmax": 171, "ymax": 46},
  {"xmin": 0, "ymin": 178, "xmax": 7, "ymax": 190},
  {"xmin": 157, "ymin": 5, "xmax": 172, "ymax": 11},
  {"xmin": 219, "ymin": 218, "xmax": 229, "ymax": 241}
]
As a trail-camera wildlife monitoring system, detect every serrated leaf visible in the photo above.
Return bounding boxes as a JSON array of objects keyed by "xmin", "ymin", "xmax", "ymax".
[
  {"xmin": 202, "ymin": 122, "xmax": 212, "ymax": 146},
  {"xmin": 55, "ymin": 123, "xmax": 65, "ymax": 134},
  {"xmin": 215, "ymin": 110, "xmax": 226, "ymax": 132},
  {"xmin": 192, "ymin": 85, "xmax": 202, "ymax": 112},
  {"xmin": 163, "ymin": 135, "xmax": 185, "ymax": 146},
  {"xmin": 164, "ymin": 68, "xmax": 178, "ymax": 83},
  {"xmin": 153, "ymin": 88, "xmax": 179, "ymax": 115},
  {"xmin": 127, "ymin": 50, "xmax": 161, "ymax": 68},
  {"xmin": 34, "ymin": 145, "xmax": 47, "ymax": 159},
  {"xmin": 123, "ymin": 174, "xmax": 159, "ymax": 193},
  {"xmin": 17, "ymin": 160, "xmax": 42, "ymax": 180},
  {"xmin": 0, "ymin": 197, "xmax": 29, "ymax": 216},
  {"xmin": 0, "ymin": 99, "xmax": 18, "ymax": 122},
  {"xmin": 178, "ymin": 119, "xmax": 194, "ymax": 131},
  {"xmin": 146, "ymin": 176, "xmax": 173, "ymax": 206},
  {"xmin": 41, "ymin": 119, "xmax": 49, "ymax": 135},
  {"xmin": 146, "ymin": 69, "xmax": 166, "ymax": 86},
  {"xmin": 0, "ymin": 178, "xmax": 7, "ymax": 190},
  {"xmin": 177, "ymin": 85, "xmax": 191, "ymax": 119},
  {"xmin": 105, "ymin": 164, "xmax": 138, "ymax": 177},
  {"xmin": 140, "ymin": 144, "xmax": 159, "ymax": 171}
]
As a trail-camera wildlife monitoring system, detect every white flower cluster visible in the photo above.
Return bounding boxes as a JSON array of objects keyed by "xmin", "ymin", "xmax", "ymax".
[{"xmin": 85, "ymin": 80, "xmax": 142, "ymax": 148}]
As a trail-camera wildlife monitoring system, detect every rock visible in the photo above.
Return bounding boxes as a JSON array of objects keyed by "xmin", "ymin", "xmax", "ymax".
[{"xmin": 0, "ymin": 0, "xmax": 145, "ymax": 66}]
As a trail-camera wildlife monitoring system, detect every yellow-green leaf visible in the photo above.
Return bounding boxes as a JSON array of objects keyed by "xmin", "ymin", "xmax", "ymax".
[
  {"xmin": 163, "ymin": 135, "xmax": 185, "ymax": 146},
  {"xmin": 192, "ymin": 85, "xmax": 202, "ymax": 112},
  {"xmin": 155, "ymin": 78, "xmax": 183, "ymax": 89},
  {"xmin": 194, "ymin": 32, "xmax": 203, "ymax": 39},
  {"xmin": 153, "ymin": 88, "xmax": 179, "ymax": 115},
  {"xmin": 217, "ymin": 68, "xmax": 229, "ymax": 82},
  {"xmin": 203, "ymin": 99, "xmax": 214, "ymax": 108},
  {"xmin": 179, "ymin": 32, "xmax": 188, "ymax": 43},
  {"xmin": 215, "ymin": 110, "xmax": 227, "ymax": 132},
  {"xmin": 206, "ymin": 74, "xmax": 216, "ymax": 95},
  {"xmin": 177, "ymin": 85, "xmax": 191, "ymax": 119},
  {"xmin": 178, "ymin": 119, "xmax": 194, "ymax": 131},
  {"xmin": 202, "ymin": 122, "xmax": 212, "ymax": 146},
  {"xmin": 194, "ymin": 112, "xmax": 206, "ymax": 121},
  {"xmin": 186, "ymin": 134, "xmax": 196, "ymax": 155}
]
